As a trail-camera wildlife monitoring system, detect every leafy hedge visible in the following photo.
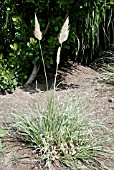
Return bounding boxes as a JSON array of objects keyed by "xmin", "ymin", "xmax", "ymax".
[{"xmin": 0, "ymin": 0, "xmax": 114, "ymax": 93}]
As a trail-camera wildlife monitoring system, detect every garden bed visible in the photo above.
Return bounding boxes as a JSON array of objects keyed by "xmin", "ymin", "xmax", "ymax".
[{"xmin": 0, "ymin": 63, "xmax": 114, "ymax": 170}]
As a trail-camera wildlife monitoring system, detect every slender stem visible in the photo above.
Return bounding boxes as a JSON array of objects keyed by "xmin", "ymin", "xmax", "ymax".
[
  {"xmin": 39, "ymin": 40, "xmax": 48, "ymax": 91},
  {"xmin": 53, "ymin": 44, "xmax": 62, "ymax": 91},
  {"xmin": 53, "ymin": 63, "xmax": 58, "ymax": 92},
  {"xmin": 52, "ymin": 45, "xmax": 62, "ymax": 112}
]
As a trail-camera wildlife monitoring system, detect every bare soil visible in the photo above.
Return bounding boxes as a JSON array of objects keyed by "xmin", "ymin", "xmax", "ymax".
[{"xmin": 0, "ymin": 63, "xmax": 114, "ymax": 170}]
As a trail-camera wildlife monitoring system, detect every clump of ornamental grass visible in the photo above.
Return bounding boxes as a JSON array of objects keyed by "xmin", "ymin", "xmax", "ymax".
[
  {"xmin": 10, "ymin": 98, "xmax": 113, "ymax": 170},
  {"xmin": 9, "ymin": 16, "xmax": 113, "ymax": 170}
]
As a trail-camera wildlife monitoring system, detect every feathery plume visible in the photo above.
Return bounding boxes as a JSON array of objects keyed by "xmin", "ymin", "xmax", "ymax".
[
  {"xmin": 56, "ymin": 47, "xmax": 61, "ymax": 65},
  {"xmin": 58, "ymin": 17, "xmax": 69, "ymax": 45},
  {"xmin": 34, "ymin": 13, "xmax": 42, "ymax": 41}
]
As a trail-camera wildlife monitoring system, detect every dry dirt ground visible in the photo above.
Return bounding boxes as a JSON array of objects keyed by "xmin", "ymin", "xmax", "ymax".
[{"xmin": 0, "ymin": 63, "xmax": 114, "ymax": 170}]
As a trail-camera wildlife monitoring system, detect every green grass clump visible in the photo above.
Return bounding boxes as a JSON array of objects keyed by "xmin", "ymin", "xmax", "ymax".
[{"xmin": 10, "ymin": 97, "xmax": 113, "ymax": 170}]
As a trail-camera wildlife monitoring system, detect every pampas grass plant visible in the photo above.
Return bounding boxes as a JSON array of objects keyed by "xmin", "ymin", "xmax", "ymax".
[{"xmin": 8, "ymin": 16, "xmax": 113, "ymax": 170}]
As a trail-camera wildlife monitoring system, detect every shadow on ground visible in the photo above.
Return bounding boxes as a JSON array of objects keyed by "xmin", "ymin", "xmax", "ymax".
[{"xmin": 20, "ymin": 62, "xmax": 80, "ymax": 94}]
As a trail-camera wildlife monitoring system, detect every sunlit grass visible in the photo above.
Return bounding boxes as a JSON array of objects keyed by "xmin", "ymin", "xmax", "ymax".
[{"xmin": 9, "ymin": 96, "xmax": 113, "ymax": 170}]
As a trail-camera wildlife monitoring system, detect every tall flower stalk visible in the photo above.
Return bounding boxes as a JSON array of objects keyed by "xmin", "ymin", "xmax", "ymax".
[
  {"xmin": 53, "ymin": 16, "xmax": 69, "ymax": 91},
  {"xmin": 34, "ymin": 14, "xmax": 48, "ymax": 90},
  {"xmin": 53, "ymin": 46, "xmax": 61, "ymax": 91},
  {"xmin": 51, "ymin": 16, "xmax": 69, "ymax": 113}
]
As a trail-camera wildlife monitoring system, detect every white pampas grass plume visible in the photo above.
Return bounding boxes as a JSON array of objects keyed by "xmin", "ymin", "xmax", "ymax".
[
  {"xmin": 56, "ymin": 47, "xmax": 61, "ymax": 65},
  {"xmin": 58, "ymin": 17, "xmax": 69, "ymax": 44},
  {"xmin": 34, "ymin": 14, "xmax": 42, "ymax": 41}
]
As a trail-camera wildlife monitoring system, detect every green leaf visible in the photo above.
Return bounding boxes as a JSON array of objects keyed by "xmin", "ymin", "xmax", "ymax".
[
  {"xmin": 26, "ymin": 0, "xmax": 34, "ymax": 2},
  {"xmin": 10, "ymin": 43, "xmax": 18, "ymax": 51},
  {"xmin": 49, "ymin": 58, "xmax": 54, "ymax": 65},
  {"xmin": 54, "ymin": 26, "xmax": 59, "ymax": 31},
  {"xmin": 51, "ymin": 19, "xmax": 56, "ymax": 24},
  {"xmin": 0, "ymin": 54, "xmax": 3, "ymax": 60}
]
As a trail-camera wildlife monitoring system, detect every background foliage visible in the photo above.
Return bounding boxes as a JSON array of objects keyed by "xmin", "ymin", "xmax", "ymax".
[{"xmin": 0, "ymin": 0, "xmax": 114, "ymax": 93}]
